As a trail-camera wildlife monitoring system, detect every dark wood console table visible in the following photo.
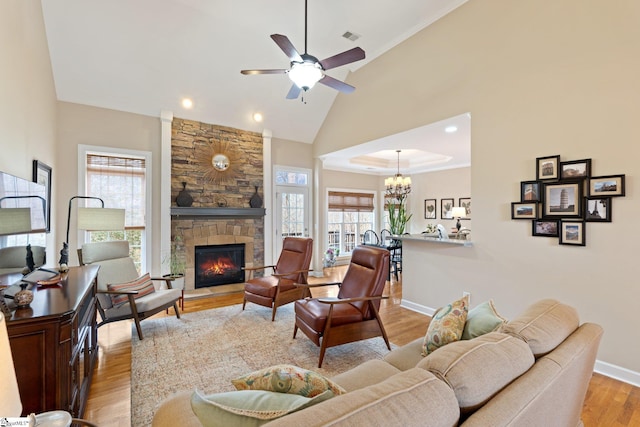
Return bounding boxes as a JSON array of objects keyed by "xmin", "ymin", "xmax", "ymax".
[{"xmin": 0, "ymin": 265, "xmax": 99, "ymax": 417}]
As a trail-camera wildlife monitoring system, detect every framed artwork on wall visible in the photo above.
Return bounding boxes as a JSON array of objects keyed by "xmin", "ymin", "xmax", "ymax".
[
  {"xmin": 441, "ymin": 198, "xmax": 454, "ymax": 219},
  {"xmin": 542, "ymin": 181, "xmax": 583, "ymax": 219},
  {"xmin": 458, "ymin": 197, "xmax": 471, "ymax": 219},
  {"xmin": 424, "ymin": 199, "xmax": 437, "ymax": 219},
  {"xmin": 511, "ymin": 202, "xmax": 538, "ymax": 220},
  {"xmin": 560, "ymin": 159, "xmax": 591, "ymax": 180},
  {"xmin": 520, "ymin": 180, "xmax": 541, "ymax": 202},
  {"xmin": 532, "ymin": 219, "xmax": 559, "ymax": 237},
  {"xmin": 32, "ymin": 160, "xmax": 52, "ymax": 232},
  {"xmin": 559, "ymin": 220, "xmax": 586, "ymax": 246},
  {"xmin": 585, "ymin": 197, "xmax": 611, "ymax": 222},
  {"xmin": 588, "ymin": 175, "xmax": 625, "ymax": 197},
  {"xmin": 536, "ymin": 155, "xmax": 560, "ymax": 181}
]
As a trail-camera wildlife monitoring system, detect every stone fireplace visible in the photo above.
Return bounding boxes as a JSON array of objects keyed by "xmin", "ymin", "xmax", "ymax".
[{"xmin": 170, "ymin": 118, "xmax": 265, "ymax": 291}]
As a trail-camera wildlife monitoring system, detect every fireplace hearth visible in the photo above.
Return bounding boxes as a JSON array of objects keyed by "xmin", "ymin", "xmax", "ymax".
[{"xmin": 195, "ymin": 243, "xmax": 245, "ymax": 288}]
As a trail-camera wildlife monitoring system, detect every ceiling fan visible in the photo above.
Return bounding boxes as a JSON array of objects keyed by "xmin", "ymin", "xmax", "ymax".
[{"xmin": 240, "ymin": 0, "xmax": 365, "ymax": 100}]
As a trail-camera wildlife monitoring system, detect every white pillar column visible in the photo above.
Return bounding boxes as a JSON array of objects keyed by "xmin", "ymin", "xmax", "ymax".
[
  {"xmin": 262, "ymin": 129, "xmax": 273, "ymax": 265},
  {"xmin": 160, "ymin": 110, "xmax": 173, "ymax": 276}
]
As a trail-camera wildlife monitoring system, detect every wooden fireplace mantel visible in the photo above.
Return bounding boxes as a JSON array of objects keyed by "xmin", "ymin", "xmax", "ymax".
[{"xmin": 170, "ymin": 207, "xmax": 266, "ymax": 219}]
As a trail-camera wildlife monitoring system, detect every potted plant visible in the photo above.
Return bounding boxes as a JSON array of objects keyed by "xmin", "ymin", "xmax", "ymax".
[
  {"xmin": 163, "ymin": 236, "xmax": 186, "ymax": 288},
  {"xmin": 387, "ymin": 197, "xmax": 412, "ymax": 236}
]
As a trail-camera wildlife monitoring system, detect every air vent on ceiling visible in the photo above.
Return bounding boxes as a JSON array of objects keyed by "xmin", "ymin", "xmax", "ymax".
[{"xmin": 342, "ymin": 31, "xmax": 361, "ymax": 42}]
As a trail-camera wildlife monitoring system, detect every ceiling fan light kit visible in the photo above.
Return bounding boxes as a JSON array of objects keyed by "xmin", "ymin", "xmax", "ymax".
[{"xmin": 240, "ymin": 0, "xmax": 365, "ymax": 99}]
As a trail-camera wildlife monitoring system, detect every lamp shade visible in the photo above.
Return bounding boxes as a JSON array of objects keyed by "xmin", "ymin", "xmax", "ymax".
[
  {"xmin": 77, "ymin": 207, "xmax": 126, "ymax": 231},
  {"xmin": 288, "ymin": 61, "xmax": 324, "ymax": 90},
  {"xmin": 452, "ymin": 207, "xmax": 466, "ymax": 219},
  {"xmin": 0, "ymin": 208, "xmax": 32, "ymax": 236},
  {"xmin": 0, "ymin": 312, "xmax": 22, "ymax": 417}
]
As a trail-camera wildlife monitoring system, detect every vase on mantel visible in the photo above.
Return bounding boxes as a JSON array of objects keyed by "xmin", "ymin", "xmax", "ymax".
[
  {"xmin": 249, "ymin": 186, "xmax": 262, "ymax": 208},
  {"xmin": 176, "ymin": 182, "xmax": 193, "ymax": 207}
]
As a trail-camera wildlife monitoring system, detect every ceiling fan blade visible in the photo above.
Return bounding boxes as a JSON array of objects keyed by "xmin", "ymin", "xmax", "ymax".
[
  {"xmin": 286, "ymin": 84, "xmax": 302, "ymax": 99},
  {"xmin": 319, "ymin": 47, "xmax": 365, "ymax": 71},
  {"xmin": 319, "ymin": 75, "xmax": 356, "ymax": 94},
  {"xmin": 271, "ymin": 34, "xmax": 303, "ymax": 62},
  {"xmin": 240, "ymin": 69, "xmax": 288, "ymax": 75}
]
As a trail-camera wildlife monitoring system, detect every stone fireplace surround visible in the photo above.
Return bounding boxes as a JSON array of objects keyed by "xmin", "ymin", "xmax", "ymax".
[
  {"xmin": 170, "ymin": 118, "xmax": 266, "ymax": 291},
  {"xmin": 172, "ymin": 218, "xmax": 263, "ymax": 291}
]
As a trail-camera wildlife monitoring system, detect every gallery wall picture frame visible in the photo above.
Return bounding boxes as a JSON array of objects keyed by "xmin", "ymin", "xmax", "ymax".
[
  {"xmin": 458, "ymin": 197, "xmax": 471, "ymax": 219},
  {"xmin": 441, "ymin": 198, "xmax": 454, "ymax": 219},
  {"xmin": 424, "ymin": 199, "xmax": 437, "ymax": 219},
  {"xmin": 520, "ymin": 180, "xmax": 541, "ymax": 202},
  {"xmin": 32, "ymin": 160, "xmax": 52, "ymax": 232},
  {"xmin": 511, "ymin": 202, "xmax": 538, "ymax": 220},
  {"xmin": 542, "ymin": 181, "xmax": 583, "ymax": 219},
  {"xmin": 588, "ymin": 174, "xmax": 625, "ymax": 197},
  {"xmin": 585, "ymin": 197, "xmax": 612, "ymax": 222},
  {"xmin": 532, "ymin": 219, "xmax": 559, "ymax": 237},
  {"xmin": 536, "ymin": 155, "xmax": 560, "ymax": 181},
  {"xmin": 559, "ymin": 220, "xmax": 586, "ymax": 246},
  {"xmin": 560, "ymin": 159, "xmax": 591, "ymax": 180}
]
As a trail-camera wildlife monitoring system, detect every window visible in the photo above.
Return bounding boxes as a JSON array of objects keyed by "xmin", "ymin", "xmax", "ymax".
[
  {"xmin": 327, "ymin": 191, "xmax": 375, "ymax": 255},
  {"xmin": 85, "ymin": 153, "xmax": 147, "ymax": 272}
]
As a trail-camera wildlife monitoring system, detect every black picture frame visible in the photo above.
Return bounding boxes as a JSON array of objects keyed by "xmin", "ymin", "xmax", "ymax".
[
  {"xmin": 585, "ymin": 197, "xmax": 612, "ymax": 222},
  {"xmin": 441, "ymin": 198, "xmax": 454, "ymax": 219},
  {"xmin": 532, "ymin": 219, "xmax": 559, "ymax": 237},
  {"xmin": 458, "ymin": 197, "xmax": 471, "ymax": 219},
  {"xmin": 520, "ymin": 180, "xmax": 541, "ymax": 202},
  {"xmin": 511, "ymin": 202, "xmax": 538, "ymax": 220},
  {"xmin": 560, "ymin": 159, "xmax": 591, "ymax": 180},
  {"xmin": 536, "ymin": 155, "xmax": 560, "ymax": 181},
  {"xmin": 588, "ymin": 174, "xmax": 625, "ymax": 197},
  {"xmin": 32, "ymin": 160, "xmax": 52, "ymax": 232},
  {"xmin": 542, "ymin": 181, "xmax": 583, "ymax": 219},
  {"xmin": 424, "ymin": 199, "xmax": 437, "ymax": 219},
  {"xmin": 559, "ymin": 220, "xmax": 586, "ymax": 246}
]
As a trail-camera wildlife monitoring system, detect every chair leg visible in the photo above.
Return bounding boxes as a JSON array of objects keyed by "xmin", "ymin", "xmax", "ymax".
[
  {"xmin": 133, "ymin": 317, "xmax": 144, "ymax": 340},
  {"xmin": 318, "ymin": 339, "xmax": 328, "ymax": 368},
  {"xmin": 271, "ymin": 305, "xmax": 277, "ymax": 321},
  {"xmin": 242, "ymin": 297, "xmax": 247, "ymax": 310},
  {"xmin": 293, "ymin": 323, "xmax": 298, "ymax": 338},
  {"xmin": 173, "ymin": 302, "xmax": 181, "ymax": 319},
  {"xmin": 370, "ymin": 303, "xmax": 391, "ymax": 350}
]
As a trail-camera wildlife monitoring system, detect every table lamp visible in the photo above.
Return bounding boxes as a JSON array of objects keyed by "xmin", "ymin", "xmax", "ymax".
[
  {"xmin": 0, "ymin": 207, "xmax": 32, "ymax": 236},
  {"xmin": 452, "ymin": 207, "xmax": 466, "ymax": 232}
]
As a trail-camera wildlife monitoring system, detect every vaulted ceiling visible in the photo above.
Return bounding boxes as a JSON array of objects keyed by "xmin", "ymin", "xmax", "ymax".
[{"xmin": 42, "ymin": 0, "xmax": 469, "ymax": 175}]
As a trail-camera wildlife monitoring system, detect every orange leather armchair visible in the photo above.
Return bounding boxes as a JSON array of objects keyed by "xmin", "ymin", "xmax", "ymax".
[
  {"xmin": 293, "ymin": 245, "xmax": 391, "ymax": 367},
  {"xmin": 242, "ymin": 237, "xmax": 313, "ymax": 321}
]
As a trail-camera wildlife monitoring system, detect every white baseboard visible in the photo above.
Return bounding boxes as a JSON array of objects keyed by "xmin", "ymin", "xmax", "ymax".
[
  {"xmin": 594, "ymin": 360, "xmax": 640, "ymax": 388},
  {"xmin": 400, "ymin": 299, "xmax": 640, "ymax": 388}
]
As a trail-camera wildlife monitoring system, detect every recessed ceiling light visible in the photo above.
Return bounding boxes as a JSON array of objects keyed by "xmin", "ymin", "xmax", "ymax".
[
  {"xmin": 253, "ymin": 112, "xmax": 263, "ymax": 122},
  {"xmin": 445, "ymin": 125, "xmax": 458, "ymax": 133},
  {"xmin": 182, "ymin": 98, "xmax": 193, "ymax": 109}
]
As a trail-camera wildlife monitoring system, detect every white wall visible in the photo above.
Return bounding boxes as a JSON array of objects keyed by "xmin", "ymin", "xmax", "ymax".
[
  {"xmin": 0, "ymin": 0, "xmax": 58, "ymax": 259},
  {"xmin": 314, "ymin": 0, "xmax": 640, "ymax": 381}
]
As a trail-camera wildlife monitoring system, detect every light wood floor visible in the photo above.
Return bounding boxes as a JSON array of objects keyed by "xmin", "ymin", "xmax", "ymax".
[{"xmin": 84, "ymin": 268, "xmax": 640, "ymax": 426}]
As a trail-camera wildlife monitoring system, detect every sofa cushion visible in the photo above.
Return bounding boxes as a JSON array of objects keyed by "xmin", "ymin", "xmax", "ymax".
[
  {"xmin": 499, "ymin": 299, "xmax": 579, "ymax": 357},
  {"xmin": 231, "ymin": 364, "xmax": 345, "ymax": 397},
  {"xmin": 330, "ymin": 359, "xmax": 401, "ymax": 392},
  {"xmin": 383, "ymin": 337, "xmax": 424, "ymax": 371},
  {"xmin": 107, "ymin": 273, "xmax": 156, "ymax": 307},
  {"xmin": 422, "ymin": 295, "xmax": 469, "ymax": 356},
  {"xmin": 462, "ymin": 300, "xmax": 507, "ymax": 340},
  {"xmin": 417, "ymin": 332, "xmax": 534, "ymax": 414},
  {"xmin": 263, "ymin": 368, "xmax": 460, "ymax": 427},
  {"xmin": 191, "ymin": 389, "xmax": 334, "ymax": 427}
]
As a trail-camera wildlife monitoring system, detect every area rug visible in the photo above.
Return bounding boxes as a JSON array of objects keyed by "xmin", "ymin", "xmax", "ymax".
[{"xmin": 131, "ymin": 303, "xmax": 394, "ymax": 426}]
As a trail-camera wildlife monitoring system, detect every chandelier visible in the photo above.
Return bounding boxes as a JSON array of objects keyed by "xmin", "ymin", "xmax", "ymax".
[{"xmin": 385, "ymin": 150, "xmax": 412, "ymax": 201}]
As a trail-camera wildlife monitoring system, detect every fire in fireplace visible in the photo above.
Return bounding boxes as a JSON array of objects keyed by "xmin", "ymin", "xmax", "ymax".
[{"xmin": 195, "ymin": 243, "xmax": 245, "ymax": 288}]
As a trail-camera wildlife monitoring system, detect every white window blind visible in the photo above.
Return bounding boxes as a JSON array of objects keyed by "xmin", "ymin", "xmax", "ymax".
[{"xmin": 86, "ymin": 154, "xmax": 146, "ymax": 229}]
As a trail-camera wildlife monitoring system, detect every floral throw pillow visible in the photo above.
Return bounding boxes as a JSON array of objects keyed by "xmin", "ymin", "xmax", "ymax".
[
  {"xmin": 422, "ymin": 295, "xmax": 469, "ymax": 356},
  {"xmin": 231, "ymin": 364, "xmax": 346, "ymax": 397}
]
